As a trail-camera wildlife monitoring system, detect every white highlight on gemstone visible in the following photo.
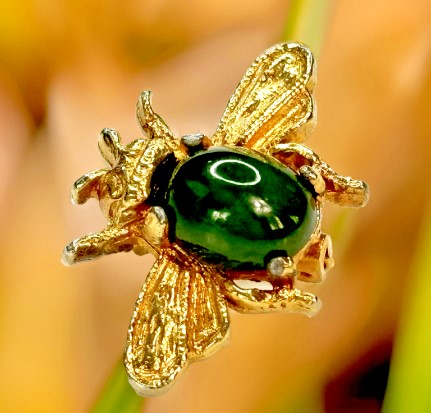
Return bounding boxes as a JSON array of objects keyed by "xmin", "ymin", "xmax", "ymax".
[
  {"xmin": 249, "ymin": 195, "xmax": 273, "ymax": 216},
  {"xmin": 248, "ymin": 195, "xmax": 285, "ymax": 230},
  {"xmin": 209, "ymin": 159, "xmax": 261, "ymax": 186},
  {"xmin": 211, "ymin": 210, "xmax": 230, "ymax": 222}
]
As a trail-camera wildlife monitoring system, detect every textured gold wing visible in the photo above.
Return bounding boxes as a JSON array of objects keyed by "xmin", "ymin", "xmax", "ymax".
[
  {"xmin": 124, "ymin": 247, "xmax": 230, "ymax": 396},
  {"xmin": 186, "ymin": 256, "xmax": 230, "ymax": 359},
  {"xmin": 211, "ymin": 42, "xmax": 315, "ymax": 153}
]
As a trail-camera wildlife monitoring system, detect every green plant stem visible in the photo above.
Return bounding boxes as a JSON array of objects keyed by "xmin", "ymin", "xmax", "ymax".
[
  {"xmin": 90, "ymin": 359, "xmax": 145, "ymax": 413},
  {"xmin": 382, "ymin": 200, "xmax": 431, "ymax": 412},
  {"xmin": 282, "ymin": 0, "xmax": 332, "ymax": 57}
]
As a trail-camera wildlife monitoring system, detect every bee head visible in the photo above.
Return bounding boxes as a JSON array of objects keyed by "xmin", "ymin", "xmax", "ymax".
[{"xmin": 71, "ymin": 129, "xmax": 128, "ymax": 221}]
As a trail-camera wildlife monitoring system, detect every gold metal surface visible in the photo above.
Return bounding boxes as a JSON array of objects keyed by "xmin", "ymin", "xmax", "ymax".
[
  {"xmin": 125, "ymin": 245, "xmax": 230, "ymax": 396},
  {"xmin": 212, "ymin": 43, "xmax": 316, "ymax": 152},
  {"xmin": 62, "ymin": 42, "xmax": 369, "ymax": 396}
]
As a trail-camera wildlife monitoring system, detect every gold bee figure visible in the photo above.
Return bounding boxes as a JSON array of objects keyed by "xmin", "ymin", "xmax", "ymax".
[{"xmin": 62, "ymin": 43, "xmax": 369, "ymax": 396}]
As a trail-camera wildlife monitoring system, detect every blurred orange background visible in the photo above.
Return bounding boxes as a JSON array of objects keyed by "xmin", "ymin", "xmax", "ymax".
[{"xmin": 0, "ymin": 0, "xmax": 430, "ymax": 412}]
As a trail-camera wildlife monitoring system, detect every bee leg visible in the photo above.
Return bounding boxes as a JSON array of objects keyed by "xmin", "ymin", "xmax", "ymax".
[
  {"xmin": 272, "ymin": 143, "xmax": 369, "ymax": 207},
  {"xmin": 136, "ymin": 91, "xmax": 183, "ymax": 159},
  {"xmin": 297, "ymin": 233, "xmax": 334, "ymax": 283},
  {"xmin": 220, "ymin": 276, "xmax": 321, "ymax": 317},
  {"xmin": 61, "ymin": 227, "xmax": 134, "ymax": 265},
  {"xmin": 62, "ymin": 205, "xmax": 167, "ymax": 265},
  {"xmin": 180, "ymin": 133, "xmax": 212, "ymax": 156},
  {"xmin": 136, "ymin": 91, "xmax": 175, "ymax": 140},
  {"xmin": 71, "ymin": 169, "xmax": 108, "ymax": 205}
]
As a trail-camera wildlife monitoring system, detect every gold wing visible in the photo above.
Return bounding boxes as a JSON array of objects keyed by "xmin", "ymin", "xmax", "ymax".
[
  {"xmin": 211, "ymin": 42, "xmax": 315, "ymax": 153},
  {"xmin": 124, "ymin": 246, "xmax": 230, "ymax": 396}
]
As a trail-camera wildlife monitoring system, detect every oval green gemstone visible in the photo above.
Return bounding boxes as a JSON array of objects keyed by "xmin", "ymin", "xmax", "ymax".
[{"xmin": 166, "ymin": 147, "xmax": 317, "ymax": 270}]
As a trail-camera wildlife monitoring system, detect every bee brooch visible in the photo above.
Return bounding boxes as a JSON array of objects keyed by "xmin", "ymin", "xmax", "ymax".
[{"xmin": 62, "ymin": 43, "xmax": 369, "ymax": 396}]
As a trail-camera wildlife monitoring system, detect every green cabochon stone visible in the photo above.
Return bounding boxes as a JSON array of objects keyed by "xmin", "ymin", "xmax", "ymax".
[{"xmin": 167, "ymin": 147, "xmax": 317, "ymax": 270}]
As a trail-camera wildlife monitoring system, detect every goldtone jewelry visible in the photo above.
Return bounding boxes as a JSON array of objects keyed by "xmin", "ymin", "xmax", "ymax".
[{"xmin": 62, "ymin": 43, "xmax": 369, "ymax": 397}]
